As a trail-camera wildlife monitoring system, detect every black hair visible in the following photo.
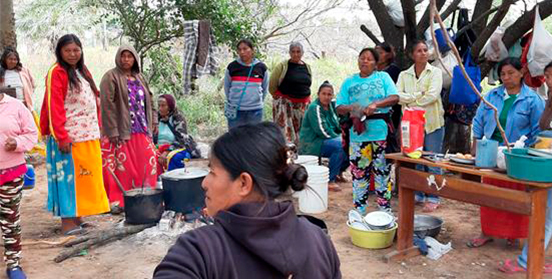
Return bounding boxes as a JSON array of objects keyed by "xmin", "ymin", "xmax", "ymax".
[
  {"xmin": 376, "ymin": 42, "xmax": 396, "ymax": 64},
  {"xmin": 0, "ymin": 47, "xmax": 23, "ymax": 83},
  {"xmin": 55, "ymin": 34, "xmax": 98, "ymax": 93},
  {"xmin": 318, "ymin": 80, "xmax": 334, "ymax": 94},
  {"xmin": 236, "ymin": 39, "xmax": 254, "ymax": 50},
  {"xmin": 544, "ymin": 61, "xmax": 552, "ymax": 73},
  {"xmin": 408, "ymin": 39, "xmax": 428, "ymax": 55},
  {"xmin": 358, "ymin": 47, "xmax": 379, "ymax": 62},
  {"xmin": 497, "ymin": 57, "xmax": 523, "ymax": 84},
  {"xmin": 211, "ymin": 122, "xmax": 308, "ymax": 200}
]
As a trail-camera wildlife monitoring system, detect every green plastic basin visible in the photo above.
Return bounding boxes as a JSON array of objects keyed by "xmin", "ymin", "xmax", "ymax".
[{"xmin": 503, "ymin": 148, "xmax": 552, "ymax": 182}]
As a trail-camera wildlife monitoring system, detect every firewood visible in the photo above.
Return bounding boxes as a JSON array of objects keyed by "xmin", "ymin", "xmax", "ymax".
[{"xmin": 54, "ymin": 223, "xmax": 153, "ymax": 263}]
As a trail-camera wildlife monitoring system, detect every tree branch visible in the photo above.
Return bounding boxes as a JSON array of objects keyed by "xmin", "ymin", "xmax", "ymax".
[
  {"xmin": 471, "ymin": 0, "xmax": 494, "ymax": 34},
  {"xmin": 439, "ymin": 0, "xmax": 461, "ymax": 23},
  {"xmin": 471, "ymin": 0, "xmax": 515, "ymax": 62},
  {"xmin": 416, "ymin": 0, "xmax": 446, "ymax": 38},
  {"xmin": 455, "ymin": 6, "xmax": 499, "ymax": 39},
  {"xmin": 360, "ymin": 24, "xmax": 382, "ymax": 45},
  {"xmin": 366, "ymin": 0, "xmax": 403, "ymax": 50},
  {"xmin": 401, "ymin": 0, "xmax": 418, "ymax": 43}
]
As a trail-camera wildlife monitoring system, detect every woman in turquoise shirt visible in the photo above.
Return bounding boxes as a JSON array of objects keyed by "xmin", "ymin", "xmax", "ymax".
[
  {"xmin": 336, "ymin": 48, "xmax": 399, "ymax": 215},
  {"xmin": 468, "ymin": 57, "xmax": 544, "ymax": 249}
]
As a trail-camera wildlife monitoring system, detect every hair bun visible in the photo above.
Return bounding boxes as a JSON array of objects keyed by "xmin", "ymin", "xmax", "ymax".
[{"xmin": 282, "ymin": 164, "xmax": 308, "ymax": 192}]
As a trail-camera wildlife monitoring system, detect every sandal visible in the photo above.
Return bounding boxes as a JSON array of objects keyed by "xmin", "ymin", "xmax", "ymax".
[
  {"xmin": 78, "ymin": 222, "xmax": 96, "ymax": 228},
  {"xmin": 328, "ymin": 183, "xmax": 342, "ymax": 192},
  {"xmin": 466, "ymin": 237, "xmax": 493, "ymax": 248},
  {"xmin": 63, "ymin": 226, "xmax": 85, "ymax": 236},
  {"xmin": 499, "ymin": 259, "xmax": 525, "ymax": 274},
  {"xmin": 423, "ymin": 202, "xmax": 439, "ymax": 212}
]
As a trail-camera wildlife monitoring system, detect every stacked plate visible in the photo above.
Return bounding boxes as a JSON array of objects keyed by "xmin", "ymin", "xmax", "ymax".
[{"xmin": 298, "ymin": 165, "xmax": 329, "ymax": 214}]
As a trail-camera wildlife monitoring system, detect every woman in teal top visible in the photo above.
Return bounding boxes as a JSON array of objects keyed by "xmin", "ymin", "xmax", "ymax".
[
  {"xmin": 299, "ymin": 81, "xmax": 348, "ymax": 191},
  {"xmin": 336, "ymin": 48, "xmax": 399, "ymax": 214}
]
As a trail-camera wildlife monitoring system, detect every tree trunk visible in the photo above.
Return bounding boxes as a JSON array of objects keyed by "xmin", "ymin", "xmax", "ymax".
[{"xmin": 0, "ymin": 0, "xmax": 17, "ymax": 50}]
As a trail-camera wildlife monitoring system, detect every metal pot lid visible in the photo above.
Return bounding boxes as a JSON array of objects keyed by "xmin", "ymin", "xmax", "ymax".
[{"xmin": 161, "ymin": 167, "xmax": 209, "ymax": 180}]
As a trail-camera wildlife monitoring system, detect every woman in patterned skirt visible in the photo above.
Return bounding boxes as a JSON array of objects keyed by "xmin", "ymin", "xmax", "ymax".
[
  {"xmin": 270, "ymin": 42, "xmax": 312, "ymax": 145},
  {"xmin": 100, "ymin": 46, "xmax": 158, "ymax": 209}
]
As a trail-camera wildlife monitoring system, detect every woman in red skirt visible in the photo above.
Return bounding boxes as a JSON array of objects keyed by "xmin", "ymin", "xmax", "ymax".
[{"xmin": 100, "ymin": 46, "xmax": 158, "ymax": 210}]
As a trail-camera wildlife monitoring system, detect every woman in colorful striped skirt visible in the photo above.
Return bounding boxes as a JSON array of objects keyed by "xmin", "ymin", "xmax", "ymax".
[
  {"xmin": 100, "ymin": 45, "xmax": 158, "ymax": 209},
  {"xmin": 40, "ymin": 34, "xmax": 110, "ymax": 235}
]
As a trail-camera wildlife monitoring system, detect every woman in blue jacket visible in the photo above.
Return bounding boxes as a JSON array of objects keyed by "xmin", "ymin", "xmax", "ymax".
[{"xmin": 468, "ymin": 57, "xmax": 544, "ymax": 249}]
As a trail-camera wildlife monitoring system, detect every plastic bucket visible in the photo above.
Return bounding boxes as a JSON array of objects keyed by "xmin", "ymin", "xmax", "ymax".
[
  {"xmin": 504, "ymin": 148, "xmax": 552, "ymax": 182},
  {"xmin": 295, "ymin": 155, "xmax": 319, "ymax": 165},
  {"xmin": 23, "ymin": 164, "xmax": 35, "ymax": 190},
  {"xmin": 476, "ymin": 139, "xmax": 498, "ymax": 168},
  {"xmin": 298, "ymin": 181, "xmax": 328, "ymax": 214},
  {"xmin": 347, "ymin": 221, "xmax": 398, "ymax": 249}
]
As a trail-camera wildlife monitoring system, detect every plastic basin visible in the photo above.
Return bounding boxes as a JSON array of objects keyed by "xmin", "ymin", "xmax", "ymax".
[
  {"xmin": 347, "ymin": 221, "xmax": 397, "ymax": 249},
  {"xmin": 504, "ymin": 148, "xmax": 552, "ymax": 182}
]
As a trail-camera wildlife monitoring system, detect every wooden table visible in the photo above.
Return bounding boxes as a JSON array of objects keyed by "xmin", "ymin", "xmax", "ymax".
[{"xmin": 385, "ymin": 153, "xmax": 552, "ymax": 279}]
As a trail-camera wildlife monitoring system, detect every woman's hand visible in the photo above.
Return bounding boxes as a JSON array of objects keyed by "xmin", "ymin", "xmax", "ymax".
[
  {"xmin": 158, "ymin": 151, "xmax": 169, "ymax": 166},
  {"xmin": 4, "ymin": 138, "xmax": 17, "ymax": 152},
  {"xmin": 109, "ymin": 136, "xmax": 120, "ymax": 145},
  {"xmin": 59, "ymin": 141, "xmax": 72, "ymax": 154},
  {"xmin": 363, "ymin": 103, "xmax": 378, "ymax": 116}
]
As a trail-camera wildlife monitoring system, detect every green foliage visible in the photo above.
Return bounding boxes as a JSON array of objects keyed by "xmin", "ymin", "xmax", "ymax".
[
  {"xmin": 16, "ymin": 0, "xmax": 100, "ymax": 48},
  {"xmin": 143, "ymin": 45, "xmax": 183, "ymax": 95},
  {"xmin": 174, "ymin": 0, "xmax": 277, "ymax": 50}
]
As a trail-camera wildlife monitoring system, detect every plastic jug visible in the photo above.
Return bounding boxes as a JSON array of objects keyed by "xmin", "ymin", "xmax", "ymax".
[
  {"xmin": 23, "ymin": 164, "xmax": 35, "ymax": 190},
  {"xmin": 476, "ymin": 138, "xmax": 499, "ymax": 168}
]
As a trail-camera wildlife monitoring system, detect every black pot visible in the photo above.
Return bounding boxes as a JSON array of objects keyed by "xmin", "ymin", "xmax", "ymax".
[
  {"xmin": 124, "ymin": 188, "xmax": 164, "ymax": 224},
  {"xmin": 161, "ymin": 168, "xmax": 208, "ymax": 214}
]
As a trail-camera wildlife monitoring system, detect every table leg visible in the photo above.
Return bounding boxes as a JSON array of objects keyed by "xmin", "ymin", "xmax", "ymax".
[
  {"xmin": 527, "ymin": 188, "xmax": 547, "ymax": 279},
  {"xmin": 397, "ymin": 177, "xmax": 415, "ymax": 251},
  {"xmin": 384, "ymin": 164, "xmax": 420, "ymax": 262}
]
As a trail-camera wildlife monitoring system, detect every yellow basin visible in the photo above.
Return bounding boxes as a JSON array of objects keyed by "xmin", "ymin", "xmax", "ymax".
[{"xmin": 347, "ymin": 221, "xmax": 397, "ymax": 249}]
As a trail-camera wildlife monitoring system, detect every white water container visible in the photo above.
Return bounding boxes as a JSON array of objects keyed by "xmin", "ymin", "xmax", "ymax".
[{"xmin": 298, "ymin": 165, "xmax": 329, "ymax": 214}]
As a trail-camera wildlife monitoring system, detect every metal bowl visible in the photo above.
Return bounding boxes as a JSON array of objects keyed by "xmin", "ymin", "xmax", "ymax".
[{"xmin": 414, "ymin": 214, "xmax": 444, "ymax": 238}]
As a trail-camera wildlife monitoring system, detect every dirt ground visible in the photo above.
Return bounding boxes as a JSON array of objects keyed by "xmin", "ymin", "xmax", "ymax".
[{"xmin": 5, "ymin": 163, "xmax": 551, "ymax": 279}]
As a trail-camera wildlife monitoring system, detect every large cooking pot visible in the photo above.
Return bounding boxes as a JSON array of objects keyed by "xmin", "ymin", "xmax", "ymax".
[
  {"xmin": 124, "ymin": 188, "xmax": 164, "ymax": 224},
  {"xmin": 161, "ymin": 167, "xmax": 208, "ymax": 213}
]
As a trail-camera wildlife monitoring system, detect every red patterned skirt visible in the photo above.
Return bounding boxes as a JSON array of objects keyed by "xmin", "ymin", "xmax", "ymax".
[{"xmin": 101, "ymin": 133, "xmax": 159, "ymax": 207}]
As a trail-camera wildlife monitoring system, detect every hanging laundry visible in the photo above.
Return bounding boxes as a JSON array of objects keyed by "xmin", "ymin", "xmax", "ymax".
[{"xmin": 182, "ymin": 20, "xmax": 219, "ymax": 95}]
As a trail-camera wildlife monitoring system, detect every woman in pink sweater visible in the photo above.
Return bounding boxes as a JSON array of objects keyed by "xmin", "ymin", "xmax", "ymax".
[{"xmin": 0, "ymin": 91, "xmax": 38, "ymax": 279}]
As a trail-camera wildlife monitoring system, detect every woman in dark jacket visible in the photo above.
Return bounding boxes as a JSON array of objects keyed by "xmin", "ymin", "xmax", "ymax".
[
  {"xmin": 154, "ymin": 94, "xmax": 200, "ymax": 171},
  {"xmin": 154, "ymin": 122, "xmax": 341, "ymax": 279}
]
